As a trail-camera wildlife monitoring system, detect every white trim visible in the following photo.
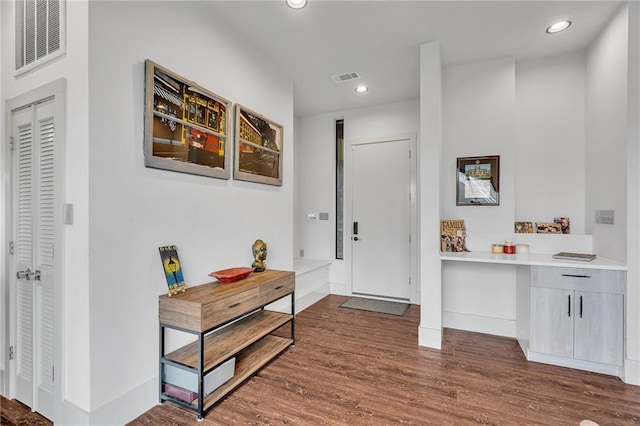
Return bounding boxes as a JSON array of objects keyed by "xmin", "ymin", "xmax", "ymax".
[
  {"xmin": 624, "ymin": 358, "xmax": 640, "ymax": 385},
  {"xmin": 3, "ymin": 78, "xmax": 66, "ymax": 422},
  {"xmin": 418, "ymin": 324, "xmax": 442, "ymax": 349},
  {"xmin": 527, "ymin": 351, "xmax": 623, "ymax": 378},
  {"xmin": 442, "ymin": 311, "xmax": 516, "ymax": 338}
]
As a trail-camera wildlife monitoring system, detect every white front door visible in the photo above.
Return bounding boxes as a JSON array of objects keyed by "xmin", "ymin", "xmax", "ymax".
[
  {"xmin": 351, "ymin": 138, "xmax": 411, "ymax": 300},
  {"xmin": 10, "ymin": 98, "xmax": 57, "ymax": 421}
]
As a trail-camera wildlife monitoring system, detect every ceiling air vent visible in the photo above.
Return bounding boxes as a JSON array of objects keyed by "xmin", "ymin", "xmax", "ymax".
[{"xmin": 332, "ymin": 72, "xmax": 360, "ymax": 83}]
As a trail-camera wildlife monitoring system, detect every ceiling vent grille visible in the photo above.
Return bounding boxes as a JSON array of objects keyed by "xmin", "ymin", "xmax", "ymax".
[
  {"xmin": 15, "ymin": 0, "xmax": 65, "ymax": 74},
  {"xmin": 332, "ymin": 72, "xmax": 360, "ymax": 83}
]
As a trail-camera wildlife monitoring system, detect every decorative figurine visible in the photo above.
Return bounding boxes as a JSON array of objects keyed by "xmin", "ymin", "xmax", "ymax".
[{"xmin": 251, "ymin": 239, "xmax": 267, "ymax": 272}]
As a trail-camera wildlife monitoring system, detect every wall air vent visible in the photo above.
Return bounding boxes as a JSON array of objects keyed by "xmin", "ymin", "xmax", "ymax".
[
  {"xmin": 332, "ymin": 72, "xmax": 360, "ymax": 83},
  {"xmin": 15, "ymin": 0, "xmax": 66, "ymax": 75}
]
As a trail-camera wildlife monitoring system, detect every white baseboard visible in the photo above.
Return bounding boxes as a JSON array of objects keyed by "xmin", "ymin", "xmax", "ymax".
[
  {"xmin": 57, "ymin": 399, "xmax": 89, "ymax": 425},
  {"xmin": 330, "ymin": 282, "xmax": 348, "ymax": 295},
  {"xmin": 624, "ymin": 357, "xmax": 640, "ymax": 385},
  {"xmin": 527, "ymin": 351, "xmax": 622, "ymax": 378},
  {"xmin": 418, "ymin": 324, "xmax": 442, "ymax": 349},
  {"xmin": 296, "ymin": 283, "xmax": 330, "ymax": 313},
  {"xmin": 443, "ymin": 311, "xmax": 516, "ymax": 338},
  {"xmin": 84, "ymin": 376, "xmax": 157, "ymax": 426}
]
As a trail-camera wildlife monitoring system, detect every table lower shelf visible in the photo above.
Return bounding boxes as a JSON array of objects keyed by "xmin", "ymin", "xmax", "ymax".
[
  {"xmin": 160, "ymin": 334, "xmax": 293, "ymax": 415},
  {"xmin": 201, "ymin": 334, "xmax": 292, "ymax": 411}
]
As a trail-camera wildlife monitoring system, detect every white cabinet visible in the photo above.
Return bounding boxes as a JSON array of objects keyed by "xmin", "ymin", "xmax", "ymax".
[
  {"xmin": 528, "ymin": 266, "xmax": 624, "ymax": 369},
  {"xmin": 530, "ymin": 287, "xmax": 574, "ymax": 358},
  {"xmin": 573, "ymin": 291, "xmax": 624, "ymax": 365}
]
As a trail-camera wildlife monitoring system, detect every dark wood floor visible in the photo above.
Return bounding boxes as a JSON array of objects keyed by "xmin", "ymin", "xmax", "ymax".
[
  {"xmin": 130, "ymin": 294, "xmax": 640, "ymax": 425},
  {"xmin": 0, "ymin": 395, "xmax": 51, "ymax": 425},
  {"xmin": 3, "ymin": 294, "xmax": 640, "ymax": 425}
]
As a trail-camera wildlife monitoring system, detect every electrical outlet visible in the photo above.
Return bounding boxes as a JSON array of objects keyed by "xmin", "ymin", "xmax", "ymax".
[{"xmin": 299, "ymin": 249, "xmax": 304, "ymax": 257}]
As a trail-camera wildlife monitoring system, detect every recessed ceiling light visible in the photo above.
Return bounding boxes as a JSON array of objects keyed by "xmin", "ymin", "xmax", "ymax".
[
  {"xmin": 286, "ymin": 0, "xmax": 307, "ymax": 10},
  {"xmin": 355, "ymin": 85, "xmax": 369, "ymax": 94},
  {"xmin": 546, "ymin": 20, "xmax": 571, "ymax": 34}
]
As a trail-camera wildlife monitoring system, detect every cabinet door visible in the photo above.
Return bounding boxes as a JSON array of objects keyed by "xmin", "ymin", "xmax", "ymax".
[
  {"xmin": 530, "ymin": 287, "xmax": 574, "ymax": 358},
  {"xmin": 574, "ymin": 291, "xmax": 624, "ymax": 366}
]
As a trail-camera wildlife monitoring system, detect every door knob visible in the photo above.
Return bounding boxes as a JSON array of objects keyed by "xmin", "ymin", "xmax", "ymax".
[
  {"xmin": 353, "ymin": 236, "xmax": 361, "ymax": 241},
  {"xmin": 16, "ymin": 268, "xmax": 31, "ymax": 280}
]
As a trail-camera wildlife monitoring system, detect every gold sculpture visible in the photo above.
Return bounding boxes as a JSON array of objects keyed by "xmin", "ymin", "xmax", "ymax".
[{"xmin": 252, "ymin": 239, "xmax": 267, "ymax": 272}]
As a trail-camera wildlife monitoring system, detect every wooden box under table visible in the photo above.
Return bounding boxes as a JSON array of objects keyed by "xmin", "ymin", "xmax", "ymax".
[{"xmin": 158, "ymin": 269, "xmax": 295, "ymax": 419}]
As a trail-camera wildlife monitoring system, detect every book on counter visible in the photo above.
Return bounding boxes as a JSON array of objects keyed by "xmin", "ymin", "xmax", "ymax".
[
  {"xmin": 440, "ymin": 219, "xmax": 469, "ymax": 252},
  {"xmin": 552, "ymin": 252, "xmax": 597, "ymax": 262}
]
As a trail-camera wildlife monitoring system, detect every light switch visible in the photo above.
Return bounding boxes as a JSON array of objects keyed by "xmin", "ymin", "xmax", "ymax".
[{"xmin": 64, "ymin": 203, "xmax": 74, "ymax": 225}]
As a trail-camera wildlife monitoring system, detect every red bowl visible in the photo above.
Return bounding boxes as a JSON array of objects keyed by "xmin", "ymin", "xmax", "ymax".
[{"xmin": 208, "ymin": 267, "xmax": 254, "ymax": 283}]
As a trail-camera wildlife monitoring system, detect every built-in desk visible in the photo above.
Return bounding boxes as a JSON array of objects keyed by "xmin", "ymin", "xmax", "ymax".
[
  {"xmin": 440, "ymin": 251, "xmax": 627, "ymax": 271},
  {"xmin": 441, "ymin": 251, "xmax": 627, "ymax": 379}
]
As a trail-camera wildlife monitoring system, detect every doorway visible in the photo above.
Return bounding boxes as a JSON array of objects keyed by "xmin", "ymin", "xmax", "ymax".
[
  {"xmin": 349, "ymin": 135, "xmax": 414, "ymax": 301},
  {"xmin": 4, "ymin": 79, "xmax": 65, "ymax": 421}
]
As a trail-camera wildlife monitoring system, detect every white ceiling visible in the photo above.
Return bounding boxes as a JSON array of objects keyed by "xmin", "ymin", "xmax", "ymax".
[{"xmin": 210, "ymin": 1, "xmax": 623, "ymax": 117}]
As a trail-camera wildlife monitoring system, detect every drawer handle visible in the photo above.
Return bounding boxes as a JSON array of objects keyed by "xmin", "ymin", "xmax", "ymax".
[
  {"xmin": 561, "ymin": 274, "xmax": 591, "ymax": 279},
  {"xmin": 274, "ymin": 285, "xmax": 284, "ymax": 290},
  {"xmin": 228, "ymin": 302, "xmax": 241, "ymax": 308}
]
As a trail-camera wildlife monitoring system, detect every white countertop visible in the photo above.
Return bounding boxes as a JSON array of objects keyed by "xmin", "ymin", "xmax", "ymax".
[{"xmin": 440, "ymin": 251, "xmax": 627, "ymax": 271}]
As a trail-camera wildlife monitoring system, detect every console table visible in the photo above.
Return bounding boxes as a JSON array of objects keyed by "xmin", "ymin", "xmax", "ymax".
[{"xmin": 158, "ymin": 269, "xmax": 295, "ymax": 419}]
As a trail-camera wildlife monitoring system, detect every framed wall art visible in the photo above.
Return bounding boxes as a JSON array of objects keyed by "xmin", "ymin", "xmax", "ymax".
[
  {"xmin": 234, "ymin": 104, "xmax": 283, "ymax": 186},
  {"xmin": 456, "ymin": 155, "xmax": 500, "ymax": 206},
  {"xmin": 144, "ymin": 59, "xmax": 232, "ymax": 179}
]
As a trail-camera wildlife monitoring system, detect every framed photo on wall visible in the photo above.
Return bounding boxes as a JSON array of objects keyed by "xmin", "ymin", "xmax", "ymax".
[
  {"xmin": 456, "ymin": 155, "xmax": 500, "ymax": 206},
  {"xmin": 234, "ymin": 104, "xmax": 283, "ymax": 186},
  {"xmin": 144, "ymin": 59, "xmax": 232, "ymax": 179}
]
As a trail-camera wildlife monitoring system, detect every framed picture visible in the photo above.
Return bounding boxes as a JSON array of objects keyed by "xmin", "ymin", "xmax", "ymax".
[
  {"xmin": 234, "ymin": 104, "xmax": 283, "ymax": 186},
  {"xmin": 144, "ymin": 60, "xmax": 232, "ymax": 179},
  {"xmin": 536, "ymin": 222, "xmax": 562, "ymax": 234},
  {"xmin": 456, "ymin": 155, "xmax": 500, "ymax": 206}
]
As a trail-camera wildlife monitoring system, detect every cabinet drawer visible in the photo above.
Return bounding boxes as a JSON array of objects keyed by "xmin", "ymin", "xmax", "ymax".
[
  {"xmin": 202, "ymin": 288, "xmax": 260, "ymax": 330},
  {"xmin": 532, "ymin": 266, "xmax": 625, "ymax": 294},
  {"xmin": 260, "ymin": 276, "xmax": 294, "ymax": 305}
]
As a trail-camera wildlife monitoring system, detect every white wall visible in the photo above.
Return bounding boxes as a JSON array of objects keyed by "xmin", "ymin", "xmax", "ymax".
[
  {"xmin": 418, "ymin": 41, "xmax": 443, "ymax": 349},
  {"xmin": 516, "ymin": 51, "xmax": 586, "ymax": 233},
  {"xmin": 439, "ymin": 53, "xmax": 591, "ymax": 337},
  {"xmin": 440, "ymin": 58, "xmax": 517, "ymax": 336},
  {"xmin": 87, "ymin": 1, "xmax": 294, "ymax": 423},
  {"xmin": 294, "ymin": 99, "xmax": 419, "ymax": 291},
  {"xmin": 625, "ymin": 1, "xmax": 640, "ymax": 386},
  {"xmin": 586, "ymin": 5, "xmax": 628, "ymax": 264},
  {"xmin": 1, "ymin": 0, "xmax": 92, "ymax": 416}
]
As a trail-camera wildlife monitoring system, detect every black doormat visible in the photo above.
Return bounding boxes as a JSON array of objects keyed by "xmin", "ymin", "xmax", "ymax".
[{"xmin": 340, "ymin": 297, "xmax": 408, "ymax": 316}]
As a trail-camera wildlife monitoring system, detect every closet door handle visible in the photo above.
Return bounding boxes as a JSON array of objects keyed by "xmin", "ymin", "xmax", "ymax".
[{"xmin": 568, "ymin": 294, "xmax": 571, "ymax": 317}]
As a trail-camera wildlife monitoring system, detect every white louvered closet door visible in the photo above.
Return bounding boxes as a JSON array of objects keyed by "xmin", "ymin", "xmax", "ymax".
[{"xmin": 12, "ymin": 98, "xmax": 55, "ymax": 420}]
